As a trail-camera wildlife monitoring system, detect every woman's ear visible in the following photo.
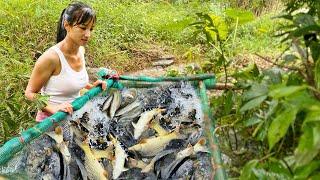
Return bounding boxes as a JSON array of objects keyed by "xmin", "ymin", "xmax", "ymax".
[{"xmin": 63, "ymin": 20, "xmax": 70, "ymax": 33}]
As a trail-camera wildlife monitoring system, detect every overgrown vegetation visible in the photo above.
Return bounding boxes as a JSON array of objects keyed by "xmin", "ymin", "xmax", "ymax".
[{"xmin": 186, "ymin": 0, "xmax": 320, "ymax": 178}]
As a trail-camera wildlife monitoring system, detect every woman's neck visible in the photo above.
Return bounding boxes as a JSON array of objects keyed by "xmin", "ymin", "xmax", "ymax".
[{"xmin": 59, "ymin": 38, "xmax": 80, "ymax": 56}]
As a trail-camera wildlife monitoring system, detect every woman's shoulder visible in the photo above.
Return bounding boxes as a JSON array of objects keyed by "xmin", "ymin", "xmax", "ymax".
[{"xmin": 36, "ymin": 46, "xmax": 60, "ymax": 65}]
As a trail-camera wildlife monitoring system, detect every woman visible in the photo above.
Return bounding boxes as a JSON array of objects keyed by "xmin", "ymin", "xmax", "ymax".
[{"xmin": 25, "ymin": 2, "xmax": 106, "ymax": 122}]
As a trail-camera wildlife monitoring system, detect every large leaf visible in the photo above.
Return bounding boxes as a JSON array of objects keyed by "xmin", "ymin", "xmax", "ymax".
[
  {"xmin": 295, "ymin": 124, "xmax": 320, "ymax": 167},
  {"xmin": 293, "ymin": 13, "xmax": 316, "ymax": 27},
  {"xmin": 240, "ymin": 160, "xmax": 259, "ymax": 180},
  {"xmin": 225, "ymin": 8, "xmax": 255, "ymax": 25},
  {"xmin": 294, "ymin": 161, "xmax": 320, "ymax": 179},
  {"xmin": 268, "ymin": 85, "xmax": 307, "ymax": 99},
  {"xmin": 268, "ymin": 108, "xmax": 298, "ymax": 150},
  {"xmin": 207, "ymin": 14, "xmax": 228, "ymax": 41},
  {"xmin": 240, "ymin": 95, "xmax": 267, "ymax": 112},
  {"xmin": 242, "ymin": 83, "xmax": 268, "ymax": 101},
  {"xmin": 303, "ymin": 106, "xmax": 320, "ymax": 127}
]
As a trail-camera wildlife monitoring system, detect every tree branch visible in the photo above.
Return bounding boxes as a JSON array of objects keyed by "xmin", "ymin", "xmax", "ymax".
[{"xmin": 254, "ymin": 53, "xmax": 302, "ymax": 72}]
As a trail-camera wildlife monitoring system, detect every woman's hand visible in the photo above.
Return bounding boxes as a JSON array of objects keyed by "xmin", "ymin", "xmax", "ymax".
[
  {"xmin": 85, "ymin": 80, "xmax": 107, "ymax": 90},
  {"xmin": 50, "ymin": 102, "xmax": 73, "ymax": 114}
]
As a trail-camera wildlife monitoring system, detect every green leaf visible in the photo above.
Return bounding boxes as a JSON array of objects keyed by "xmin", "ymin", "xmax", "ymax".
[
  {"xmin": 243, "ymin": 83, "xmax": 268, "ymax": 101},
  {"xmin": 263, "ymin": 68, "xmax": 282, "ymax": 84},
  {"xmin": 225, "ymin": 8, "xmax": 255, "ymax": 24},
  {"xmin": 315, "ymin": 59, "xmax": 320, "ymax": 89},
  {"xmin": 295, "ymin": 124, "xmax": 320, "ymax": 167},
  {"xmin": 294, "ymin": 13, "xmax": 316, "ymax": 27},
  {"xmin": 268, "ymin": 85, "xmax": 307, "ymax": 98},
  {"xmin": 244, "ymin": 117, "xmax": 262, "ymax": 127},
  {"xmin": 291, "ymin": 24, "xmax": 320, "ymax": 38},
  {"xmin": 240, "ymin": 95, "xmax": 267, "ymax": 112},
  {"xmin": 310, "ymin": 42, "xmax": 320, "ymax": 62},
  {"xmin": 268, "ymin": 108, "xmax": 298, "ymax": 150},
  {"xmin": 303, "ymin": 106, "xmax": 320, "ymax": 127},
  {"xmin": 240, "ymin": 160, "xmax": 259, "ymax": 180},
  {"xmin": 207, "ymin": 14, "xmax": 228, "ymax": 41},
  {"xmin": 223, "ymin": 90, "xmax": 233, "ymax": 115},
  {"xmin": 294, "ymin": 161, "xmax": 320, "ymax": 179},
  {"xmin": 310, "ymin": 173, "xmax": 320, "ymax": 180}
]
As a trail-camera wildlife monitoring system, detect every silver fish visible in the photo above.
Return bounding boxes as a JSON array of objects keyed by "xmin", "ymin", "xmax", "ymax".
[
  {"xmin": 132, "ymin": 108, "xmax": 165, "ymax": 139},
  {"xmin": 102, "ymin": 94, "xmax": 113, "ymax": 112},
  {"xmin": 120, "ymin": 88, "xmax": 138, "ymax": 108},
  {"xmin": 111, "ymin": 136, "xmax": 128, "ymax": 179},
  {"xmin": 128, "ymin": 130, "xmax": 184, "ymax": 157},
  {"xmin": 117, "ymin": 105, "xmax": 142, "ymax": 122},
  {"xmin": 141, "ymin": 149, "xmax": 176, "ymax": 173},
  {"xmin": 46, "ymin": 127, "xmax": 71, "ymax": 164},
  {"xmin": 109, "ymin": 90, "xmax": 121, "ymax": 119},
  {"xmin": 115, "ymin": 100, "xmax": 141, "ymax": 117},
  {"xmin": 74, "ymin": 138, "xmax": 109, "ymax": 180}
]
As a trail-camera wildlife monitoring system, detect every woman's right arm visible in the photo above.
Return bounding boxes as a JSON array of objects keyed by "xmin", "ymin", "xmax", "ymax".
[{"xmin": 25, "ymin": 52, "xmax": 73, "ymax": 114}]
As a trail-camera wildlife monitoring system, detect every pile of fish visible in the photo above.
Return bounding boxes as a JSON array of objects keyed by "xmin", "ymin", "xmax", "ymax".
[{"xmin": 0, "ymin": 82, "xmax": 213, "ymax": 179}]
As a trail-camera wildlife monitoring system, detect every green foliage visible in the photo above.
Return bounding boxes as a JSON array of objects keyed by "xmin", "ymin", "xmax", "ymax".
[
  {"xmin": 190, "ymin": 8, "xmax": 255, "ymax": 83},
  {"xmin": 223, "ymin": 0, "xmax": 320, "ymax": 178}
]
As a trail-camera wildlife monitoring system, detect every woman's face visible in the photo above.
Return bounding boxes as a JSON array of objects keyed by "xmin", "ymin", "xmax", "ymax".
[{"xmin": 65, "ymin": 19, "xmax": 95, "ymax": 46}]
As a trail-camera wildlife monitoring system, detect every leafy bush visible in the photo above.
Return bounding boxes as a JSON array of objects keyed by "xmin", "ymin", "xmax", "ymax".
[{"xmin": 193, "ymin": 0, "xmax": 320, "ymax": 178}]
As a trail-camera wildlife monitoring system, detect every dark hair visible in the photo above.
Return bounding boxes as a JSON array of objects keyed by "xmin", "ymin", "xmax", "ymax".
[{"xmin": 56, "ymin": 1, "xmax": 96, "ymax": 43}]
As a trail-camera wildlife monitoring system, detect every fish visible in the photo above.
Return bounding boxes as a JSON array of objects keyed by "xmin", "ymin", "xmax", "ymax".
[
  {"xmin": 102, "ymin": 94, "xmax": 113, "ymax": 112},
  {"xmin": 120, "ymin": 88, "xmax": 138, "ymax": 108},
  {"xmin": 176, "ymin": 138, "xmax": 210, "ymax": 160},
  {"xmin": 74, "ymin": 138, "xmax": 109, "ymax": 180},
  {"xmin": 109, "ymin": 90, "xmax": 121, "ymax": 119},
  {"xmin": 75, "ymin": 157, "xmax": 88, "ymax": 180},
  {"xmin": 149, "ymin": 115, "xmax": 169, "ymax": 136},
  {"xmin": 115, "ymin": 100, "xmax": 141, "ymax": 117},
  {"xmin": 45, "ymin": 127, "xmax": 71, "ymax": 164},
  {"xmin": 141, "ymin": 149, "xmax": 176, "ymax": 173},
  {"xmin": 168, "ymin": 159, "xmax": 194, "ymax": 179},
  {"xmin": 110, "ymin": 135, "xmax": 129, "ymax": 179},
  {"xmin": 117, "ymin": 105, "xmax": 142, "ymax": 122},
  {"xmin": 128, "ymin": 130, "xmax": 185, "ymax": 157},
  {"xmin": 132, "ymin": 108, "xmax": 165, "ymax": 139}
]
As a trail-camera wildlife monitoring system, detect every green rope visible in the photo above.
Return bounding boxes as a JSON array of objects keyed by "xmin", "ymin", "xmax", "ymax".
[
  {"xmin": 0, "ymin": 79, "xmax": 122, "ymax": 165},
  {"xmin": 198, "ymin": 81, "xmax": 227, "ymax": 180}
]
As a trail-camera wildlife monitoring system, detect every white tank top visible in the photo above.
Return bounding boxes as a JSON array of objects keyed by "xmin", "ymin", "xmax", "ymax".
[{"xmin": 41, "ymin": 46, "xmax": 89, "ymax": 105}]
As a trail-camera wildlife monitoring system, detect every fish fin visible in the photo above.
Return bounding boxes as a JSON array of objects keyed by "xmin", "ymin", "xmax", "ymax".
[
  {"xmin": 123, "ymin": 167, "xmax": 129, "ymax": 172},
  {"xmin": 131, "ymin": 122, "xmax": 137, "ymax": 128},
  {"xmin": 194, "ymin": 138, "xmax": 210, "ymax": 153},
  {"xmin": 197, "ymin": 137, "xmax": 207, "ymax": 146},
  {"xmin": 139, "ymin": 139, "xmax": 147, "ymax": 144}
]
